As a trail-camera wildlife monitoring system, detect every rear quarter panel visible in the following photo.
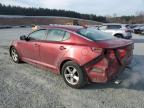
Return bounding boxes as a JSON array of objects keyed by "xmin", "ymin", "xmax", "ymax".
[{"xmin": 58, "ymin": 33, "xmax": 103, "ymax": 69}]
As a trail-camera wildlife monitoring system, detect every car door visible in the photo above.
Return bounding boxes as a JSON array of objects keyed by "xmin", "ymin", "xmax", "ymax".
[
  {"xmin": 19, "ymin": 29, "xmax": 47, "ymax": 62},
  {"xmin": 40, "ymin": 29, "xmax": 71, "ymax": 70}
]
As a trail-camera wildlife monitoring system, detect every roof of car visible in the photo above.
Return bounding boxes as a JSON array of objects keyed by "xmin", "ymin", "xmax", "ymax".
[{"xmin": 39, "ymin": 25, "xmax": 83, "ymax": 32}]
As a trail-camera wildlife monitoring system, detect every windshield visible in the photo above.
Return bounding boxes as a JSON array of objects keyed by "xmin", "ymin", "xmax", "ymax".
[{"xmin": 77, "ymin": 28, "xmax": 114, "ymax": 41}]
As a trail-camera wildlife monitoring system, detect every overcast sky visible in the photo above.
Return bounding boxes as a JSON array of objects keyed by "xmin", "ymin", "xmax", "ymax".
[{"xmin": 0, "ymin": 0, "xmax": 144, "ymax": 16}]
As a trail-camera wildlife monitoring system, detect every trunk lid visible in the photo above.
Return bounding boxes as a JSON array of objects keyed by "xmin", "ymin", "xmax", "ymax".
[
  {"xmin": 95, "ymin": 38, "xmax": 133, "ymax": 49},
  {"xmin": 94, "ymin": 38, "xmax": 134, "ymax": 66}
]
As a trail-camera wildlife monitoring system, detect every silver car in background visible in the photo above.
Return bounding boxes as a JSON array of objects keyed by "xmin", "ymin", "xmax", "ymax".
[{"xmin": 97, "ymin": 24, "xmax": 132, "ymax": 39}]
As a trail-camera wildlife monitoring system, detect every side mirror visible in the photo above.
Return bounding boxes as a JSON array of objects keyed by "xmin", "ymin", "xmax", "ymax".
[{"xmin": 20, "ymin": 35, "xmax": 29, "ymax": 41}]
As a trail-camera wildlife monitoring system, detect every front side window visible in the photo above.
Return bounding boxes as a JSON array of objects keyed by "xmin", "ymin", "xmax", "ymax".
[
  {"xmin": 47, "ymin": 29, "xmax": 70, "ymax": 41},
  {"xmin": 77, "ymin": 28, "xmax": 114, "ymax": 41},
  {"xmin": 29, "ymin": 30, "xmax": 46, "ymax": 40}
]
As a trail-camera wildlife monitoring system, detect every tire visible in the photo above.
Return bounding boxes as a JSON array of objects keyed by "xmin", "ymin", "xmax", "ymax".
[
  {"xmin": 114, "ymin": 34, "xmax": 123, "ymax": 38},
  {"xmin": 10, "ymin": 47, "xmax": 21, "ymax": 63},
  {"xmin": 62, "ymin": 61, "xmax": 86, "ymax": 89}
]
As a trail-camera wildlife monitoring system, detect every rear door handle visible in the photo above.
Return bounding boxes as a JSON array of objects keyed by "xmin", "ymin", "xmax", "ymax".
[{"xmin": 59, "ymin": 46, "xmax": 66, "ymax": 50}]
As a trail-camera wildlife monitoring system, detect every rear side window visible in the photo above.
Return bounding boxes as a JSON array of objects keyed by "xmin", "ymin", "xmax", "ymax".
[
  {"xmin": 29, "ymin": 30, "xmax": 46, "ymax": 40},
  {"xmin": 107, "ymin": 25, "xmax": 122, "ymax": 29},
  {"xmin": 46, "ymin": 29, "xmax": 70, "ymax": 41},
  {"xmin": 63, "ymin": 32, "xmax": 70, "ymax": 40},
  {"xmin": 47, "ymin": 29, "xmax": 65, "ymax": 41}
]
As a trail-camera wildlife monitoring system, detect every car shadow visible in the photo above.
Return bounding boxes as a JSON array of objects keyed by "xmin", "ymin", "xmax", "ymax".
[
  {"xmin": 133, "ymin": 39, "xmax": 144, "ymax": 43},
  {"xmin": 84, "ymin": 55, "xmax": 144, "ymax": 91}
]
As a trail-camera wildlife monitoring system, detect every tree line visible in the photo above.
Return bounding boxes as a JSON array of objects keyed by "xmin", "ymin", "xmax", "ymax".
[
  {"xmin": 107, "ymin": 12, "xmax": 144, "ymax": 24},
  {"xmin": 0, "ymin": 3, "xmax": 107, "ymax": 22},
  {"xmin": 0, "ymin": 3, "xmax": 143, "ymax": 24}
]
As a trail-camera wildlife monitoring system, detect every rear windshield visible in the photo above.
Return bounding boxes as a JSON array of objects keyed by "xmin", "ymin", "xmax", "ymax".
[{"xmin": 77, "ymin": 28, "xmax": 114, "ymax": 41}]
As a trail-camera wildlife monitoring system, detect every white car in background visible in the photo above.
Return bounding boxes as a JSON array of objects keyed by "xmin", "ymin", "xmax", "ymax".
[{"xmin": 97, "ymin": 24, "xmax": 132, "ymax": 39}]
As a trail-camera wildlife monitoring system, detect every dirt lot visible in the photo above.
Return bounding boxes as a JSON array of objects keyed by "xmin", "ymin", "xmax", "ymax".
[{"xmin": 0, "ymin": 28, "xmax": 144, "ymax": 108}]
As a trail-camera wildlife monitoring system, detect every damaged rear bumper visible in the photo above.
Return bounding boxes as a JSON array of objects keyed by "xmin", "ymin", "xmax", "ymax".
[{"xmin": 83, "ymin": 46, "xmax": 133, "ymax": 83}]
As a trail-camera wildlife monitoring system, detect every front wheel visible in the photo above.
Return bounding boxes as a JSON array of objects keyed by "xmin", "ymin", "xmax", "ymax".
[
  {"xmin": 62, "ymin": 61, "xmax": 86, "ymax": 89},
  {"xmin": 10, "ymin": 47, "xmax": 21, "ymax": 63}
]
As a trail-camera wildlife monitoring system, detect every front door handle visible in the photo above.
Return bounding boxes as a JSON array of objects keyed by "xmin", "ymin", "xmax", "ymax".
[{"xmin": 59, "ymin": 46, "xmax": 66, "ymax": 50}]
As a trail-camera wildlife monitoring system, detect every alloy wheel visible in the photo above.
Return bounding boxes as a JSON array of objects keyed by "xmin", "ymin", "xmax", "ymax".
[
  {"xmin": 11, "ymin": 48, "xmax": 18, "ymax": 62},
  {"xmin": 64, "ymin": 66, "xmax": 79, "ymax": 85}
]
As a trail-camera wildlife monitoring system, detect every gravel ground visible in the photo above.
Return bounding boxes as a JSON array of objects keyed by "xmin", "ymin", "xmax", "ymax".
[{"xmin": 0, "ymin": 28, "xmax": 144, "ymax": 108}]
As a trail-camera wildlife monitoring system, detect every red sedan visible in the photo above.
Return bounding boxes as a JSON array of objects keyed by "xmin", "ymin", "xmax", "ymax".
[{"xmin": 10, "ymin": 25, "xmax": 134, "ymax": 88}]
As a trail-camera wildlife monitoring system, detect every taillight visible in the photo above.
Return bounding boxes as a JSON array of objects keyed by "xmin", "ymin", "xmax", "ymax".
[{"xmin": 118, "ymin": 49, "xmax": 126, "ymax": 58}]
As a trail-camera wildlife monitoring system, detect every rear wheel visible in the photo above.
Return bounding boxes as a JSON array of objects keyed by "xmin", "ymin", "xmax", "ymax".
[
  {"xmin": 62, "ymin": 61, "xmax": 86, "ymax": 88},
  {"xmin": 10, "ymin": 47, "xmax": 21, "ymax": 63}
]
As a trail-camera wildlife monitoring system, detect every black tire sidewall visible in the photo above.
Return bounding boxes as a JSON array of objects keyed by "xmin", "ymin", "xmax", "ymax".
[{"xmin": 62, "ymin": 61, "xmax": 86, "ymax": 89}]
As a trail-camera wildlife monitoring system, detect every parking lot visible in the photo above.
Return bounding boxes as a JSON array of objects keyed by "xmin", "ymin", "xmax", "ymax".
[{"xmin": 0, "ymin": 28, "xmax": 144, "ymax": 108}]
